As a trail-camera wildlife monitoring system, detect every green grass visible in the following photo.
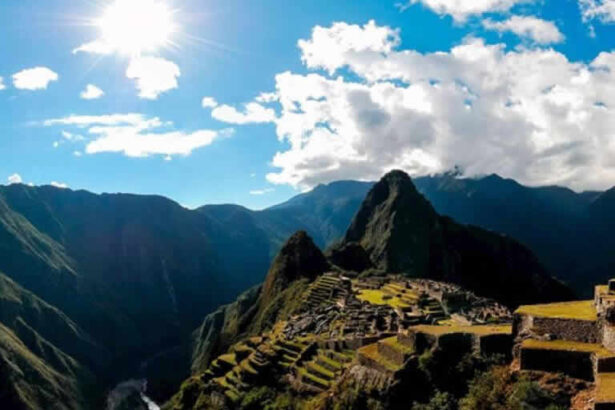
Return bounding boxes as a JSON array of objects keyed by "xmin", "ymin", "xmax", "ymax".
[
  {"xmin": 307, "ymin": 362, "xmax": 335, "ymax": 379},
  {"xmin": 357, "ymin": 289, "xmax": 411, "ymax": 308},
  {"xmin": 521, "ymin": 339, "xmax": 615, "ymax": 358},
  {"xmin": 597, "ymin": 373, "xmax": 615, "ymax": 402},
  {"xmin": 298, "ymin": 367, "xmax": 330, "ymax": 389},
  {"xmin": 317, "ymin": 353, "xmax": 343, "ymax": 370},
  {"xmin": 380, "ymin": 336, "xmax": 414, "ymax": 355},
  {"xmin": 410, "ymin": 324, "xmax": 512, "ymax": 336},
  {"xmin": 515, "ymin": 300, "xmax": 597, "ymax": 321},
  {"xmin": 358, "ymin": 343, "xmax": 402, "ymax": 372},
  {"xmin": 218, "ymin": 353, "xmax": 237, "ymax": 366}
]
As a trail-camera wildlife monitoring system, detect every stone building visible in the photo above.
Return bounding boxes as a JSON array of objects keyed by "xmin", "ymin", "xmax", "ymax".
[{"xmin": 514, "ymin": 279, "xmax": 615, "ymax": 409}]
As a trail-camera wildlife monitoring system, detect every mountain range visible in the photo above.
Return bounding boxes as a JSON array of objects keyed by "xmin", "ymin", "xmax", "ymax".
[{"xmin": 0, "ymin": 170, "xmax": 612, "ymax": 408}]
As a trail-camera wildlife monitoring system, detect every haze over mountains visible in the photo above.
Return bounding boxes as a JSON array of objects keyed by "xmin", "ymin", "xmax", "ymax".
[{"xmin": 0, "ymin": 170, "xmax": 612, "ymax": 408}]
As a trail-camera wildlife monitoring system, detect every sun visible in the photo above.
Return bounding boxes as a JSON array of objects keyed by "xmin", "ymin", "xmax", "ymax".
[{"xmin": 97, "ymin": 0, "xmax": 176, "ymax": 55}]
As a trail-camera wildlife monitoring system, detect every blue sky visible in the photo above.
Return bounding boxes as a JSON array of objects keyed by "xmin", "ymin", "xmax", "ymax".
[{"xmin": 1, "ymin": 0, "xmax": 614, "ymax": 209}]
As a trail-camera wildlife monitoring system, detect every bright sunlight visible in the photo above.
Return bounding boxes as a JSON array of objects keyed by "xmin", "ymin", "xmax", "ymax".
[{"xmin": 97, "ymin": 0, "xmax": 175, "ymax": 55}]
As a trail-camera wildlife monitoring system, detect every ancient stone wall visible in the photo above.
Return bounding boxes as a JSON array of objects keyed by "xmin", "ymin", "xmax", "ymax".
[
  {"xmin": 520, "ymin": 348, "xmax": 595, "ymax": 381},
  {"xmin": 602, "ymin": 322, "xmax": 615, "ymax": 352},
  {"xmin": 477, "ymin": 334, "xmax": 513, "ymax": 359},
  {"xmin": 514, "ymin": 313, "xmax": 600, "ymax": 343}
]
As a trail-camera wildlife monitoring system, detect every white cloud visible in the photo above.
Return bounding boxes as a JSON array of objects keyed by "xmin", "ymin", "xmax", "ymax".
[
  {"xmin": 249, "ymin": 188, "xmax": 275, "ymax": 195},
  {"xmin": 299, "ymin": 20, "xmax": 400, "ymax": 74},
  {"xmin": 401, "ymin": 0, "xmax": 533, "ymax": 22},
  {"xmin": 44, "ymin": 113, "xmax": 153, "ymax": 127},
  {"xmin": 126, "ymin": 57, "xmax": 180, "ymax": 99},
  {"xmin": 7, "ymin": 174, "xmax": 22, "ymax": 185},
  {"xmin": 255, "ymin": 92, "xmax": 279, "ymax": 103},
  {"xmin": 0, "ymin": 77, "xmax": 5, "ymax": 91},
  {"xmin": 80, "ymin": 84, "xmax": 104, "ymax": 100},
  {"xmin": 72, "ymin": 40, "xmax": 116, "ymax": 55},
  {"xmin": 201, "ymin": 97, "xmax": 218, "ymax": 108},
  {"xmin": 218, "ymin": 21, "xmax": 615, "ymax": 192},
  {"xmin": 12, "ymin": 67, "xmax": 58, "ymax": 90},
  {"xmin": 43, "ymin": 114, "xmax": 231, "ymax": 158},
  {"xmin": 50, "ymin": 181, "xmax": 69, "ymax": 189},
  {"xmin": 212, "ymin": 102, "xmax": 276, "ymax": 124},
  {"xmin": 483, "ymin": 16, "xmax": 564, "ymax": 44},
  {"xmin": 579, "ymin": 0, "xmax": 615, "ymax": 23}
]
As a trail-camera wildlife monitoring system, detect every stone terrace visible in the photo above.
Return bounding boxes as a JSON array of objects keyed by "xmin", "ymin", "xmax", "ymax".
[{"xmin": 514, "ymin": 278, "xmax": 615, "ymax": 409}]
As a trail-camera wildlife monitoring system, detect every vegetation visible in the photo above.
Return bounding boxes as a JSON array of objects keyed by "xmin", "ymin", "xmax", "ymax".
[
  {"xmin": 522, "ymin": 338, "xmax": 615, "ymax": 357},
  {"xmin": 410, "ymin": 324, "xmax": 512, "ymax": 336},
  {"xmin": 459, "ymin": 366, "xmax": 567, "ymax": 410},
  {"xmin": 515, "ymin": 300, "xmax": 597, "ymax": 321},
  {"xmin": 356, "ymin": 289, "xmax": 411, "ymax": 309},
  {"xmin": 597, "ymin": 373, "xmax": 615, "ymax": 402}
]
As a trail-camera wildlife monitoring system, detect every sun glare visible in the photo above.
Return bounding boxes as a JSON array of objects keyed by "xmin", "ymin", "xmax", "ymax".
[{"xmin": 97, "ymin": 0, "xmax": 175, "ymax": 55}]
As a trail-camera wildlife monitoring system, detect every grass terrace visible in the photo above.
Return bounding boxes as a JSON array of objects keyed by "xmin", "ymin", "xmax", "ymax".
[
  {"xmin": 596, "ymin": 373, "xmax": 615, "ymax": 403},
  {"xmin": 357, "ymin": 289, "xmax": 411, "ymax": 309},
  {"xmin": 521, "ymin": 339, "xmax": 615, "ymax": 358},
  {"xmin": 515, "ymin": 300, "xmax": 597, "ymax": 321},
  {"xmin": 358, "ymin": 343, "xmax": 403, "ymax": 372},
  {"xmin": 380, "ymin": 336, "xmax": 415, "ymax": 355},
  {"xmin": 410, "ymin": 324, "xmax": 512, "ymax": 336}
]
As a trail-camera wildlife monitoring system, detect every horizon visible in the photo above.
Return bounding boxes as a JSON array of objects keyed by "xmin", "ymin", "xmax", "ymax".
[
  {"xmin": 2, "ymin": 0, "xmax": 615, "ymax": 209},
  {"xmin": 1, "ymin": 170, "xmax": 608, "ymax": 212}
]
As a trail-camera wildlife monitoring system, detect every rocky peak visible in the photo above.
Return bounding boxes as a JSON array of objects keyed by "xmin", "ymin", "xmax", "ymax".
[
  {"xmin": 261, "ymin": 231, "xmax": 329, "ymax": 301},
  {"xmin": 345, "ymin": 170, "xmax": 437, "ymax": 274},
  {"xmin": 342, "ymin": 170, "xmax": 573, "ymax": 307}
]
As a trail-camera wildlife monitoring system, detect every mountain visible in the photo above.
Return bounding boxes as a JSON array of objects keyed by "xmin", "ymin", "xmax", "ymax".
[
  {"xmin": 342, "ymin": 170, "xmax": 573, "ymax": 307},
  {"xmin": 190, "ymin": 231, "xmax": 329, "ymax": 374},
  {"xmin": 0, "ymin": 184, "xmax": 262, "ymax": 407},
  {"xmin": 167, "ymin": 174, "xmax": 575, "ymax": 409},
  {"xmin": 0, "ymin": 170, "xmax": 610, "ymax": 408}
]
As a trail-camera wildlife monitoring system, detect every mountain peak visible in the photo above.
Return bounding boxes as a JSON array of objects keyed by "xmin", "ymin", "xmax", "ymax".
[
  {"xmin": 343, "ymin": 170, "xmax": 573, "ymax": 307},
  {"xmin": 345, "ymin": 170, "xmax": 437, "ymax": 273},
  {"xmin": 261, "ymin": 231, "xmax": 328, "ymax": 300}
]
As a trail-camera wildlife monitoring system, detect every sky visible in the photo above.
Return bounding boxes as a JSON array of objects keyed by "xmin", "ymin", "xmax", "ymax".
[{"xmin": 1, "ymin": 0, "xmax": 615, "ymax": 209}]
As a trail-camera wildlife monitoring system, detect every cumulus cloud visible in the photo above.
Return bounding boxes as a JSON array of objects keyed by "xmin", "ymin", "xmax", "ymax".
[
  {"xmin": 579, "ymin": 0, "xmax": 615, "ymax": 22},
  {"xmin": 299, "ymin": 20, "xmax": 400, "ymax": 74},
  {"xmin": 401, "ymin": 0, "xmax": 533, "ymax": 22},
  {"xmin": 80, "ymin": 84, "xmax": 104, "ymax": 100},
  {"xmin": 201, "ymin": 97, "xmax": 218, "ymax": 108},
  {"xmin": 12, "ymin": 67, "xmax": 58, "ymax": 90},
  {"xmin": 126, "ymin": 57, "xmax": 180, "ymax": 99},
  {"xmin": 0, "ymin": 77, "xmax": 5, "ymax": 91},
  {"xmin": 43, "ymin": 114, "xmax": 231, "ymax": 158},
  {"xmin": 483, "ymin": 16, "xmax": 564, "ymax": 44},
  {"xmin": 212, "ymin": 102, "xmax": 276, "ymax": 124},
  {"xmin": 50, "ymin": 181, "xmax": 69, "ymax": 189},
  {"xmin": 7, "ymin": 174, "xmax": 22, "ymax": 185},
  {"xmin": 216, "ymin": 21, "xmax": 615, "ymax": 192}
]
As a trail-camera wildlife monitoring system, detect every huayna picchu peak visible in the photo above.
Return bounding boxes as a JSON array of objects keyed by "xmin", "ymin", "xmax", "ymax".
[{"xmin": 342, "ymin": 170, "xmax": 573, "ymax": 307}]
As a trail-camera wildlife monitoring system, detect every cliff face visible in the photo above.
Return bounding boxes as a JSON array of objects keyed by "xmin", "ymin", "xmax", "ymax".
[{"xmin": 344, "ymin": 170, "xmax": 573, "ymax": 307}]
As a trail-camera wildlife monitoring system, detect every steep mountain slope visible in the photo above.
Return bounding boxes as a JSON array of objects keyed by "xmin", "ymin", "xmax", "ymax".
[
  {"xmin": 190, "ymin": 231, "xmax": 329, "ymax": 374},
  {"xmin": 343, "ymin": 170, "xmax": 573, "ymax": 307},
  {"xmin": 0, "ymin": 184, "xmax": 262, "ymax": 407},
  {"xmin": 0, "ymin": 272, "xmax": 103, "ymax": 409}
]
